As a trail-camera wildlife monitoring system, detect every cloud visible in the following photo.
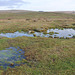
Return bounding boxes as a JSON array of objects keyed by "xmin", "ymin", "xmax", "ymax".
[
  {"xmin": 0, "ymin": 0, "xmax": 75, "ymax": 11},
  {"xmin": 0, "ymin": 0, "xmax": 29, "ymax": 9},
  {"xmin": 19, "ymin": 0, "xmax": 75, "ymax": 11}
]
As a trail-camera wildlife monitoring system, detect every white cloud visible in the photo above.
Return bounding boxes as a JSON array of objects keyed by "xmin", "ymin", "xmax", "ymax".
[{"xmin": 0, "ymin": 0, "xmax": 75, "ymax": 11}]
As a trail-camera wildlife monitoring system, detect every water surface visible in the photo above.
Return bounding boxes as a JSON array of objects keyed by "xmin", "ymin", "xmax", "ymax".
[
  {"xmin": 0, "ymin": 28, "xmax": 75, "ymax": 38},
  {"xmin": 47, "ymin": 28, "xmax": 75, "ymax": 38},
  {"xmin": 0, "ymin": 47, "xmax": 25, "ymax": 69}
]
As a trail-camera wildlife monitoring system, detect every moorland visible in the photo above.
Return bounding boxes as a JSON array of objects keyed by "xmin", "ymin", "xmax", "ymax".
[{"xmin": 0, "ymin": 10, "xmax": 75, "ymax": 75}]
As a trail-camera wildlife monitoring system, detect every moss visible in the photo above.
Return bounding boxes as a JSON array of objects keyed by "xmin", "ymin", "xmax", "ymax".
[
  {"xmin": 73, "ymin": 35, "xmax": 75, "ymax": 38},
  {"xmin": 19, "ymin": 51, "xmax": 21, "ymax": 53},
  {"xmin": 22, "ymin": 59, "xmax": 28, "ymax": 63},
  {"xmin": 10, "ymin": 63, "xmax": 14, "ymax": 66},
  {"xmin": 55, "ymin": 32, "xmax": 59, "ymax": 34},
  {"xmin": 33, "ymin": 34, "xmax": 36, "ymax": 37},
  {"xmin": 68, "ymin": 34, "xmax": 71, "ymax": 36},
  {"xmin": 43, "ymin": 31, "xmax": 48, "ymax": 34},
  {"xmin": 49, "ymin": 36, "xmax": 53, "ymax": 38},
  {"xmin": 66, "ymin": 37, "xmax": 70, "ymax": 39},
  {"xmin": 60, "ymin": 37, "xmax": 64, "ymax": 39},
  {"xmin": 49, "ymin": 32, "xmax": 54, "ymax": 35},
  {"xmin": 54, "ymin": 36, "xmax": 59, "ymax": 38}
]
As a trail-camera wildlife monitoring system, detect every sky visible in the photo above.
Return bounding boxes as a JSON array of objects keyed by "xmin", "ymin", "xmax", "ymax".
[{"xmin": 0, "ymin": 0, "xmax": 75, "ymax": 11}]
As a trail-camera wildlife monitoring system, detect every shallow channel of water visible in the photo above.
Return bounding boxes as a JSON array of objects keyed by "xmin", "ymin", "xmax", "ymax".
[
  {"xmin": 47, "ymin": 28, "xmax": 75, "ymax": 38},
  {"xmin": 0, "ymin": 28, "xmax": 75, "ymax": 38},
  {"xmin": 0, "ymin": 47, "xmax": 25, "ymax": 69}
]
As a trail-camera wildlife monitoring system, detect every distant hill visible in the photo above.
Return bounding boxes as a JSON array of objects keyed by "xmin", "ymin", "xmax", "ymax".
[
  {"xmin": 56, "ymin": 11, "xmax": 75, "ymax": 14},
  {"xmin": 0, "ymin": 10, "xmax": 35, "ymax": 13},
  {"xmin": 0, "ymin": 10, "xmax": 75, "ymax": 14}
]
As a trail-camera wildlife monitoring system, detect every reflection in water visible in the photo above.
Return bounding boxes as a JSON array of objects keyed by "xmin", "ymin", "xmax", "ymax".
[
  {"xmin": 47, "ymin": 28, "xmax": 75, "ymax": 38},
  {"xmin": 0, "ymin": 28, "xmax": 75, "ymax": 38},
  {"xmin": 0, "ymin": 47, "xmax": 25, "ymax": 69}
]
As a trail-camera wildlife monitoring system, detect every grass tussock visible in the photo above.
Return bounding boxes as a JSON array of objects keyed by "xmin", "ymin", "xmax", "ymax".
[{"xmin": 0, "ymin": 12, "xmax": 75, "ymax": 33}]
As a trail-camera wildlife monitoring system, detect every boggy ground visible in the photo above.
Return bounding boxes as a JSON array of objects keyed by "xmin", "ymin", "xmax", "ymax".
[
  {"xmin": 0, "ymin": 12, "xmax": 75, "ymax": 33},
  {"xmin": 0, "ymin": 11, "xmax": 75, "ymax": 75},
  {"xmin": 0, "ymin": 37, "xmax": 75, "ymax": 75}
]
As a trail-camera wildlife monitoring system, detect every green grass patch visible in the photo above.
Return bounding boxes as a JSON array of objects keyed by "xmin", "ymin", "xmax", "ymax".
[{"xmin": 0, "ymin": 37, "xmax": 75, "ymax": 75}]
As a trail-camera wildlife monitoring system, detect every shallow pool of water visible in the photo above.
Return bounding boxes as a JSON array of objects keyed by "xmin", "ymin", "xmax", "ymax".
[
  {"xmin": 0, "ymin": 28, "xmax": 75, "ymax": 38},
  {"xmin": 47, "ymin": 28, "xmax": 75, "ymax": 38},
  {"xmin": 0, "ymin": 47, "xmax": 25, "ymax": 69}
]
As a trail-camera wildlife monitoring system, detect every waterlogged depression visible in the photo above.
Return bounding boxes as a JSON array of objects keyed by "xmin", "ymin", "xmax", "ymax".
[
  {"xmin": 0, "ymin": 28, "xmax": 75, "ymax": 38},
  {"xmin": 47, "ymin": 28, "xmax": 75, "ymax": 38},
  {"xmin": 0, "ymin": 47, "xmax": 25, "ymax": 69},
  {"xmin": 0, "ymin": 28, "xmax": 75, "ymax": 69}
]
